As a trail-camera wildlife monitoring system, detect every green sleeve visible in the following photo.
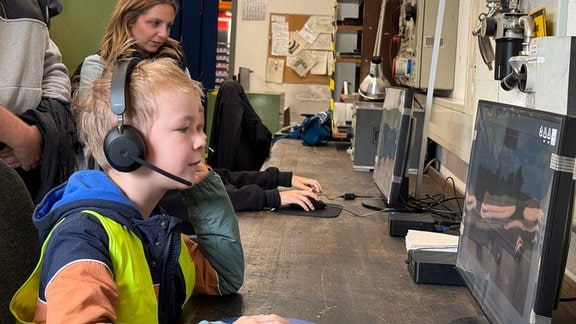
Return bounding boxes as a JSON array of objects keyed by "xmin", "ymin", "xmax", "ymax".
[{"xmin": 180, "ymin": 169, "xmax": 245, "ymax": 294}]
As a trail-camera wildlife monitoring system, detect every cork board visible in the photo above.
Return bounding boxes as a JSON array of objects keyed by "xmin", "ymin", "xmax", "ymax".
[{"xmin": 268, "ymin": 13, "xmax": 332, "ymax": 85}]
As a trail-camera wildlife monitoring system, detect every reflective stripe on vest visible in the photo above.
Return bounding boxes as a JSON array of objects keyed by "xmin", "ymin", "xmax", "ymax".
[{"xmin": 10, "ymin": 210, "xmax": 196, "ymax": 323}]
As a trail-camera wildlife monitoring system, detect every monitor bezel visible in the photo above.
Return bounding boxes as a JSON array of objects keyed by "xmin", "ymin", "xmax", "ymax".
[{"xmin": 371, "ymin": 87, "xmax": 414, "ymax": 207}]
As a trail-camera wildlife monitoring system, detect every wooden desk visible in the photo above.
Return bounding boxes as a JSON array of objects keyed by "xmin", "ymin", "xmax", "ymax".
[{"xmin": 179, "ymin": 139, "xmax": 483, "ymax": 323}]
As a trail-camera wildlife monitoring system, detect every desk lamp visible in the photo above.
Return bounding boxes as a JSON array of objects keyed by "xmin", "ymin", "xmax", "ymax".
[{"xmin": 358, "ymin": 0, "xmax": 391, "ymax": 101}]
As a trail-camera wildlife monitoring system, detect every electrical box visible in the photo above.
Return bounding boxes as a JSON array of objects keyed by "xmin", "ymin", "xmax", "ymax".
[
  {"xmin": 524, "ymin": 37, "xmax": 576, "ymax": 117},
  {"xmin": 394, "ymin": 0, "xmax": 459, "ymax": 90}
]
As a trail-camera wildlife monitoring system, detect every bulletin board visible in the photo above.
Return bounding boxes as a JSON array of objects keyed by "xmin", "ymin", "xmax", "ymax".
[{"xmin": 268, "ymin": 13, "xmax": 332, "ymax": 85}]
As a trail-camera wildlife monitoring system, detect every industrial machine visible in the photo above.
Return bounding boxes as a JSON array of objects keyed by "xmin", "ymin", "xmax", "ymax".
[{"xmin": 393, "ymin": 0, "xmax": 460, "ymax": 90}]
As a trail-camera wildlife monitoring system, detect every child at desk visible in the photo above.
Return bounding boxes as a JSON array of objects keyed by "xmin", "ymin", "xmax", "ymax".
[{"xmin": 11, "ymin": 55, "xmax": 286, "ymax": 324}]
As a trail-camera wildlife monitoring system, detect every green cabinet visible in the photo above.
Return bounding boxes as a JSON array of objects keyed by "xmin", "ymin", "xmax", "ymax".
[{"xmin": 205, "ymin": 90, "xmax": 285, "ymax": 147}]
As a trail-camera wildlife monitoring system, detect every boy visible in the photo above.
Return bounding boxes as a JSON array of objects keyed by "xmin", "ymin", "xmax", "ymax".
[{"xmin": 11, "ymin": 57, "xmax": 246, "ymax": 323}]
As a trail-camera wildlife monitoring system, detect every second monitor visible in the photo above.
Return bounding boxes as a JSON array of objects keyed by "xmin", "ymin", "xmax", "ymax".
[{"xmin": 362, "ymin": 87, "xmax": 415, "ymax": 212}]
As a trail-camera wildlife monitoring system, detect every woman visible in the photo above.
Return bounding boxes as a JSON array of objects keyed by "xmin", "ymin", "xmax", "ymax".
[{"xmin": 73, "ymin": 0, "xmax": 185, "ymax": 99}]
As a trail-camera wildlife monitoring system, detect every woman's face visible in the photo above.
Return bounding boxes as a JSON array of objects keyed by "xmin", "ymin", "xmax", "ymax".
[{"xmin": 130, "ymin": 4, "xmax": 175, "ymax": 57}]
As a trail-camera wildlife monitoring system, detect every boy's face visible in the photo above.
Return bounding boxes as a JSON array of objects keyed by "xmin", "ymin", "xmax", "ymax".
[{"xmin": 146, "ymin": 89, "xmax": 205, "ymax": 190}]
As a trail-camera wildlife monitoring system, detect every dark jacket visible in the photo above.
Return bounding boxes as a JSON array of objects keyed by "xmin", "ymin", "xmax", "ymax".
[
  {"xmin": 18, "ymin": 99, "xmax": 80, "ymax": 203},
  {"xmin": 207, "ymin": 79, "xmax": 272, "ymax": 171},
  {"xmin": 216, "ymin": 167, "xmax": 292, "ymax": 211}
]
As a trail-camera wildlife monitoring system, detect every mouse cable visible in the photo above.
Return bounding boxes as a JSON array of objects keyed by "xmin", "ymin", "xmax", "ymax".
[
  {"xmin": 340, "ymin": 193, "xmax": 380, "ymax": 200},
  {"xmin": 320, "ymin": 193, "xmax": 379, "ymax": 201},
  {"xmin": 339, "ymin": 206, "xmax": 389, "ymax": 217}
]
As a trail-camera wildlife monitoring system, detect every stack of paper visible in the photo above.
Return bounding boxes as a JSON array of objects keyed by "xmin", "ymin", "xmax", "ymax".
[{"xmin": 405, "ymin": 230, "xmax": 459, "ymax": 253}]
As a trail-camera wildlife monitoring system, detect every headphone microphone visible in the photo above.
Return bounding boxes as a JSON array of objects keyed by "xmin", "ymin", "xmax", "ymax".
[
  {"xmin": 103, "ymin": 57, "xmax": 192, "ymax": 187},
  {"xmin": 129, "ymin": 154, "xmax": 192, "ymax": 186}
]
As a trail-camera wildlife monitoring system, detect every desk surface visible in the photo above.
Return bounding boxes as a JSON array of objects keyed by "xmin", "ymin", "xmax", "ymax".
[{"xmin": 179, "ymin": 139, "xmax": 483, "ymax": 323}]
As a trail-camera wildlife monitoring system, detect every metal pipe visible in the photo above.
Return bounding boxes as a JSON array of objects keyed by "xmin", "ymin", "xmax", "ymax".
[{"xmin": 515, "ymin": 15, "xmax": 534, "ymax": 55}]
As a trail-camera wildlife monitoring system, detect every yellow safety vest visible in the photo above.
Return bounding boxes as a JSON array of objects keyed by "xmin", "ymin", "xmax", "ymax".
[{"xmin": 10, "ymin": 210, "xmax": 195, "ymax": 323}]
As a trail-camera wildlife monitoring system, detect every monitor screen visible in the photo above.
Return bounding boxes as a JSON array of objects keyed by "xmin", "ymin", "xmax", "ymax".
[
  {"xmin": 456, "ymin": 100, "xmax": 576, "ymax": 323},
  {"xmin": 370, "ymin": 87, "xmax": 414, "ymax": 209}
]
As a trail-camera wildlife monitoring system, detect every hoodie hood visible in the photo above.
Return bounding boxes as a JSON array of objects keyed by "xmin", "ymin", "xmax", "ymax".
[{"xmin": 33, "ymin": 170, "xmax": 139, "ymax": 240}]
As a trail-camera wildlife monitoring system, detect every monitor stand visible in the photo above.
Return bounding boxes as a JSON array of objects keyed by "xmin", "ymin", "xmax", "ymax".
[
  {"xmin": 361, "ymin": 198, "xmax": 412, "ymax": 213},
  {"xmin": 362, "ymin": 177, "xmax": 413, "ymax": 213}
]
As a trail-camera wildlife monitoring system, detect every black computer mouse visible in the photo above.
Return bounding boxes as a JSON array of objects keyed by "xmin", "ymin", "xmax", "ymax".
[{"xmin": 290, "ymin": 198, "xmax": 326, "ymax": 211}]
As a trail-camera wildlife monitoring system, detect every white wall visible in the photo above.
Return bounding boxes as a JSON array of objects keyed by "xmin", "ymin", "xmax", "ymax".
[{"xmin": 232, "ymin": 1, "xmax": 335, "ymax": 123}]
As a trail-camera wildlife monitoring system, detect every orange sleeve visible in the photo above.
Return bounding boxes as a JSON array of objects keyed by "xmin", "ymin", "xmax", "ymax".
[
  {"xmin": 35, "ymin": 261, "xmax": 119, "ymax": 323},
  {"xmin": 182, "ymin": 235, "xmax": 220, "ymax": 295}
]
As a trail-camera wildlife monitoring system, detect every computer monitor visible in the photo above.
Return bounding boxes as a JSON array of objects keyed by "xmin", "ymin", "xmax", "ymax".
[
  {"xmin": 362, "ymin": 87, "xmax": 414, "ymax": 211},
  {"xmin": 455, "ymin": 100, "xmax": 576, "ymax": 323}
]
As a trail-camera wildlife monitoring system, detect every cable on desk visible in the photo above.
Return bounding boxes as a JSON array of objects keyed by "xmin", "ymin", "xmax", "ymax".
[
  {"xmin": 397, "ymin": 175, "xmax": 464, "ymax": 221},
  {"xmin": 319, "ymin": 180, "xmax": 464, "ymax": 221},
  {"xmin": 339, "ymin": 206, "xmax": 391, "ymax": 218},
  {"xmin": 321, "ymin": 193, "xmax": 380, "ymax": 201}
]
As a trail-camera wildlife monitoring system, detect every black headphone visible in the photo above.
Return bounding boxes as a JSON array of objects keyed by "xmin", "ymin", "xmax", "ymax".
[
  {"xmin": 103, "ymin": 57, "xmax": 146, "ymax": 172},
  {"xmin": 102, "ymin": 57, "xmax": 193, "ymax": 186}
]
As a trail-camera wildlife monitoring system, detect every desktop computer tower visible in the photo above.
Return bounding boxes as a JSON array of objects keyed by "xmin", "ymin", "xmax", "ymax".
[
  {"xmin": 352, "ymin": 102, "xmax": 424, "ymax": 172},
  {"xmin": 407, "ymin": 249, "xmax": 464, "ymax": 286},
  {"xmin": 352, "ymin": 103, "xmax": 382, "ymax": 170}
]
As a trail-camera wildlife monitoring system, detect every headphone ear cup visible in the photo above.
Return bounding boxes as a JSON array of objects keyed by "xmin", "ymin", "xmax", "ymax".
[{"xmin": 104, "ymin": 125, "xmax": 147, "ymax": 172}]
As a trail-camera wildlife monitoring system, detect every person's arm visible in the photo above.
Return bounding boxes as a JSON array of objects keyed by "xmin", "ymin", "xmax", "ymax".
[
  {"xmin": 42, "ymin": 38, "xmax": 71, "ymax": 104},
  {"xmin": 37, "ymin": 214, "xmax": 118, "ymax": 323},
  {"xmin": 0, "ymin": 106, "xmax": 43, "ymax": 170},
  {"xmin": 76, "ymin": 53, "xmax": 106, "ymax": 99},
  {"xmin": 225, "ymin": 183, "xmax": 280, "ymax": 211},
  {"xmin": 214, "ymin": 167, "xmax": 292, "ymax": 189},
  {"xmin": 0, "ymin": 35, "xmax": 70, "ymax": 171},
  {"xmin": 180, "ymin": 168, "xmax": 244, "ymax": 294}
]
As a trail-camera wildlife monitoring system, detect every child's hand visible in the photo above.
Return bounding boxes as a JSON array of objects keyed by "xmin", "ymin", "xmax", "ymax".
[
  {"xmin": 194, "ymin": 163, "xmax": 211, "ymax": 184},
  {"xmin": 279, "ymin": 190, "xmax": 320, "ymax": 211},
  {"xmin": 233, "ymin": 314, "xmax": 289, "ymax": 324},
  {"xmin": 291, "ymin": 175, "xmax": 322, "ymax": 193}
]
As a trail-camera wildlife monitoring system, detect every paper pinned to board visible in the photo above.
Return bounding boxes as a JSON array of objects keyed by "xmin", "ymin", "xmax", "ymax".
[
  {"xmin": 405, "ymin": 230, "xmax": 459, "ymax": 253},
  {"xmin": 265, "ymin": 58, "xmax": 285, "ymax": 83},
  {"xmin": 270, "ymin": 19, "xmax": 290, "ymax": 56}
]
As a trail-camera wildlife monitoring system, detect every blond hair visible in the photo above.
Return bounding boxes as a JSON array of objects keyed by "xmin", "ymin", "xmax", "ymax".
[
  {"xmin": 100, "ymin": 0, "xmax": 183, "ymax": 66},
  {"xmin": 74, "ymin": 57, "xmax": 204, "ymax": 170}
]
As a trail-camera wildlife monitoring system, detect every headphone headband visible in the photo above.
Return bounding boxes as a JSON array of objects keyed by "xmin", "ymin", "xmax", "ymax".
[{"xmin": 110, "ymin": 57, "xmax": 142, "ymax": 116}]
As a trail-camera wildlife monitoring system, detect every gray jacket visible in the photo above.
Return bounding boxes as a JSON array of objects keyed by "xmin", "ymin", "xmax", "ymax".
[{"xmin": 0, "ymin": 0, "xmax": 78, "ymax": 203}]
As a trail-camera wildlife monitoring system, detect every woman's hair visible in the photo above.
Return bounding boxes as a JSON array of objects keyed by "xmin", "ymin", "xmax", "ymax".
[
  {"xmin": 74, "ymin": 57, "xmax": 204, "ymax": 170},
  {"xmin": 100, "ymin": 0, "xmax": 183, "ymax": 66}
]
